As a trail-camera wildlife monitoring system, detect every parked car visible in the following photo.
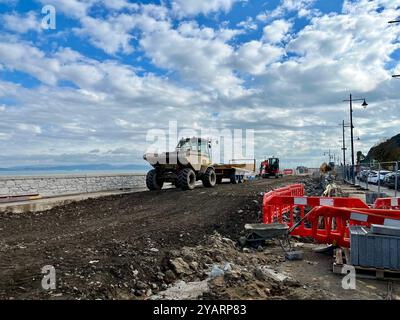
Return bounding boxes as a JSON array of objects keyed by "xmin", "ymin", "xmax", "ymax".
[
  {"xmin": 358, "ymin": 170, "xmax": 370, "ymax": 182},
  {"xmin": 383, "ymin": 171, "xmax": 400, "ymax": 189},
  {"xmin": 366, "ymin": 170, "xmax": 378, "ymax": 184},
  {"xmin": 367, "ymin": 170, "xmax": 391, "ymax": 184}
]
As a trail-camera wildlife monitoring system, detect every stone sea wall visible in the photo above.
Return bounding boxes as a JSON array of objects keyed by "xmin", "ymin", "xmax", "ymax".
[{"xmin": 0, "ymin": 173, "xmax": 147, "ymax": 197}]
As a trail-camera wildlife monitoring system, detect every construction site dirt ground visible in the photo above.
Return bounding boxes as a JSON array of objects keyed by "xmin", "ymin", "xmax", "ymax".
[{"xmin": 1, "ymin": 176, "xmax": 399, "ymax": 300}]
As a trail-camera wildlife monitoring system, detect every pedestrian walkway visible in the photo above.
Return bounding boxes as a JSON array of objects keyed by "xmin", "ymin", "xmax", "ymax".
[{"xmin": 355, "ymin": 179, "xmax": 398, "ymax": 197}]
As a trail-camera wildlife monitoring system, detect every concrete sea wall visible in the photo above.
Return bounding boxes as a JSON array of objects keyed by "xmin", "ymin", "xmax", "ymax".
[{"xmin": 0, "ymin": 173, "xmax": 147, "ymax": 197}]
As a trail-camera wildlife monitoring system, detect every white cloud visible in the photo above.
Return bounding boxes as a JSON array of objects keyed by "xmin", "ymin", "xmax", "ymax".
[
  {"xmin": 0, "ymin": 0, "xmax": 399, "ymax": 168},
  {"xmin": 139, "ymin": 22, "xmax": 246, "ymax": 97},
  {"xmin": 343, "ymin": 0, "xmax": 400, "ymax": 14},
  {"xmin": 257, "ymin": 0, "xmax": 318, "ymax": 21},
  {"xmin": 233, "ymin": 40, "xmax": 284, "ymax": 74},
  {"xmin": 75, "ymin": 15, "xmax": 135, "ymax": 54},
  {"xmin": 237, "ymin": 17, "xmax": 258, "ymax": 31},
  {"xmin": 73, "ymin": 4, "xmax": 171, "ymax": 55},
  {"xmin": 0, "ymin": 40, "xmax": 60, "ymax": 85},
  {"xmin": 17, "ymin": 123, "xmax": 42, "ymax": 134},
  {"xmin": 1, "ymin": 11, "xmax": 40, "ymax": 33},
  {"xmin": 262, "ymin": 19, "xmax": 292, "ymax": 43},
  {"xmin": 37, "ymin": 0, "xmax": 95, "ymax": 18},
  {"xmin": 171, "ymin": 0, "xmax": 238, "ymax": 17},
  {"xmin": 99, "ymin": 0, "xmax": 139, "ymax": 11}
]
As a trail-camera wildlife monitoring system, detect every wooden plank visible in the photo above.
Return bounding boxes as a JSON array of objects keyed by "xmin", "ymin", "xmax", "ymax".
[{"xmin": 333, "ymin": 262, "xmax": 400, "ymax": 281}]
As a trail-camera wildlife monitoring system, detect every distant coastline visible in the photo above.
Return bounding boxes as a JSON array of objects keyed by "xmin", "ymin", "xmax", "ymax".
[{"xmin": 0, "ymin": 164, "xmax": 150, "ymax": 176}]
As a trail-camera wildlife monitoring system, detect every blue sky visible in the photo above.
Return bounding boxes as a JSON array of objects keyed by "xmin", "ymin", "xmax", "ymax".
[{"xmin": 0, "ymin": 0, "xmax": 399, "ymax": 169}]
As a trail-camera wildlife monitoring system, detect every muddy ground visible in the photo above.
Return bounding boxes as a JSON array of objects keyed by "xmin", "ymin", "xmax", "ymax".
[{"xmin": 0, "ymin": 176, "xmax": 399, "ymax": 300}]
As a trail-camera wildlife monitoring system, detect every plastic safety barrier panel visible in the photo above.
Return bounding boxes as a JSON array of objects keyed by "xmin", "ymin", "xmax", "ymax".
[
  {"xmin": 262, "ymin": 184, "xmax": 400, "ymax": 247},
  {"xmin": 374, "ymin": 197, "xmax": 400, "ymax": 209}
]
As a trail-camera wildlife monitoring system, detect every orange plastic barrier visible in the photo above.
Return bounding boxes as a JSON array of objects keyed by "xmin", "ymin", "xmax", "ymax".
[
  {"xmin": 262, "ymin": 184, "xmax": 400, "ymax": 247},
  {"xmin": 307, "ymin": 206, "xmax": 400, "ymax": 247},
  {"xmin": 262, "ymin": 183, "xmax": 304, "ymax": 224},
  {"xmin": 374, "ymin": 197, "xmax": 400, "ymax": 209}
]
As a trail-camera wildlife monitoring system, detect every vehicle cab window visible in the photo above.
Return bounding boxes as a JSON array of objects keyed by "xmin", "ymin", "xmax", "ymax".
[{"xmin": 200, "ymin": 140, "xmax": 209, "ymax": 155}]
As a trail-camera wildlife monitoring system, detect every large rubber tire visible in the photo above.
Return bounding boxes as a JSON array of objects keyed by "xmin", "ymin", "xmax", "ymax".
[
  {"xmin": 146, "ymin": 169, "xmax": 164, "ymax": 190},
  {"xmin": 178, "ymin": 168, "xmax": 196, "ymax": 190},
  {"xmin": 230, "ymin": 173, "xmax": 240, "ymax": 184},
  {"xmin": 202, "ymin": 167, "xmax": 217, "ymax": 188}
]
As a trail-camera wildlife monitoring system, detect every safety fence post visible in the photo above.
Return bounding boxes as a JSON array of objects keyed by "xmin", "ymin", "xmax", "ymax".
[
  {"xmin": 378, "ymin": 162, "xmax": 381, "ymax": 194},
  {"xmin": 394, "ymin": 161, "xmax": 399, "ymax": 197}
]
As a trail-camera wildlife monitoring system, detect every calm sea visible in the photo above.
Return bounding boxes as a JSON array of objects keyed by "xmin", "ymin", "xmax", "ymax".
[{"xmin": 0, "ymin": 169, "xmax": 148, "ymax": 177}]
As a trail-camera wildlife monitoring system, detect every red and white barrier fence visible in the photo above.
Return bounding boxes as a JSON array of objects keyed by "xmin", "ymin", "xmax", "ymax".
[{"xmin": 262, "ymin": 184, "xmax": 400, "ymax": 247}]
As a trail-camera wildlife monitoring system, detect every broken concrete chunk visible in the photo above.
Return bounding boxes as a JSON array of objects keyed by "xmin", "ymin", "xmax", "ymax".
[
  {"xmin": 169, "ymin": 258, "xmax": 192, "ymax": 275},
  {"xmin": 151, "ymin": 280, "xmax": 209, "ymax": 300},
  {"xmin": 253, "ymin": 267, "xmax": 267, "ymax": 281},
  {"xmin": 285, "ymin": 250, "xmax": 303, "ymax": 261},
  {"xmin": 261, "ymin": 267, "xmax": 291, "ymax": 282}
]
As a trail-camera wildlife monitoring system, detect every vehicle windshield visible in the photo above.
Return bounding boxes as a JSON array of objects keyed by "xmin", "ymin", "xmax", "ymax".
[
  {"xmin": 176, "ymin": 138, "xmax": 209, "ymax": 153},
  {"xmin": 176, "ymin": 138, "xmax": 197, "ymax": 151},
  {"xmin": 270, "ymin": 158, "xmax": 278, "ymax": 165}
]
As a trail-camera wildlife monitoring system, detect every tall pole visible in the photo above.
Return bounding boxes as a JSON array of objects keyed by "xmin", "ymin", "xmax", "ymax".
[
  {"xmin": 349, "ymin": 94, "xmax": 355, "ymax": 184},
  {"xmin": 342, "ymin": 120, "xmax": 346, "ymax": 181}
]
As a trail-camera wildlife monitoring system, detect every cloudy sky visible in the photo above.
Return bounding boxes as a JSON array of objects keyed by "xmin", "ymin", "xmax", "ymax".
[{"xmin": 0, "ymin": 0, "xmax": 399, "ymax": 169}]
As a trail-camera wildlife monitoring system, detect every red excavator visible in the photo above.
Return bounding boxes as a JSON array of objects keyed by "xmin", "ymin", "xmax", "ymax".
[{"xmin": 260, "ymin": 157, "xmax": 281, "ymax": 178}]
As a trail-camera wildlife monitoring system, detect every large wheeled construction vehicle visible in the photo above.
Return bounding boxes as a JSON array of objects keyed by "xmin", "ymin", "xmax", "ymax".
[
  {"xmin": 143, "ymin": 137, "xmax": 255, "ymax": 191},
  {"xmin": 259, "ymin": 157, "xmax": 281, "ymax": 178}
]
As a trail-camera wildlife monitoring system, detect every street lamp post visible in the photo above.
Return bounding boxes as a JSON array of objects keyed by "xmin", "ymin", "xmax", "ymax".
[{"xmin": 343, "ymin": 94, "xmax": 368, "ymax": 184}]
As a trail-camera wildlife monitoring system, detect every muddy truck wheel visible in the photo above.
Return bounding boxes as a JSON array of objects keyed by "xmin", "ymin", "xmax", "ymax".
[
  {"xmin": 230, "ymin": 173, "xmax": 240, "ymax": 184},
  {"xmin": 202, "ymin": 167, "xmax": 216, "ymax": 188},
  {"xmin": 146, "ymin": 169, "xmax": 164, "ymax": 190},
  {"xmin": 178, "ymin": 168, "xmax": 196, "ymax": 190}
]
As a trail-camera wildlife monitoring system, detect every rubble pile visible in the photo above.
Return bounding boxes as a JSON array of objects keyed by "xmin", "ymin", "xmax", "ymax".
[
  {"xmin": 152, "ymin": 233, "xmax": 311, "ymax": 300},
  {"xmin": 300, "ymin": 176, "xmax": 324, "ymax": 196}
]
